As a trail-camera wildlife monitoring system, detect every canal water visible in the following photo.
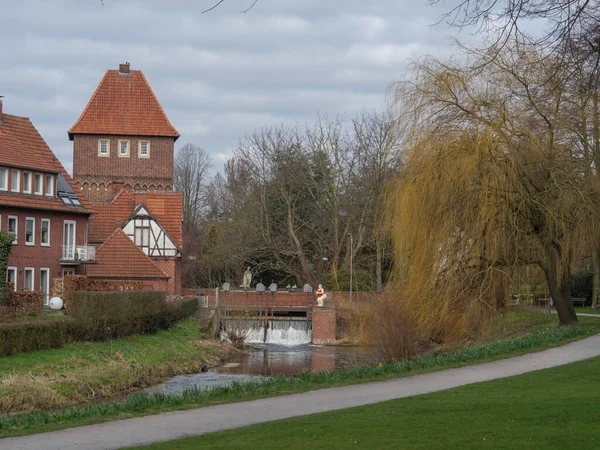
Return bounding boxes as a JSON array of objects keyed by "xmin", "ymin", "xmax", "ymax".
[{"xmin": 146, "ymin": 343, "xmax": 378, "ymax": 395}]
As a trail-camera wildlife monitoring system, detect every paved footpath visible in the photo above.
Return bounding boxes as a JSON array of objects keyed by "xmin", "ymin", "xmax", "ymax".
[{"xmin": 2, "ymin": 334, "xmax": 600, "ymax": 450}]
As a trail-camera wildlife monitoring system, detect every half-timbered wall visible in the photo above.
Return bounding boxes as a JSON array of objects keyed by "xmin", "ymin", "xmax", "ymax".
[{"xmin": 122, "ymin": 206, "xmax": 179, "ymax": 258}]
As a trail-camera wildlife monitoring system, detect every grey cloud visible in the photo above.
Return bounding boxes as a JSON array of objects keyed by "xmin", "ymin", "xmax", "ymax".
[{"xmin": 1, "ymin": 0, "xmax": 477, "ymax": 173}]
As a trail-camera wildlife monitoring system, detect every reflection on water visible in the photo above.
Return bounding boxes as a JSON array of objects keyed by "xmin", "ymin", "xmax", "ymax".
[
  {"xmin": 215, "ymin": 344, "xmax": 378, "ymax": 376},
  {"xmin": 146, "ymin": 344, "xmax": 378, "ymax": 395}
]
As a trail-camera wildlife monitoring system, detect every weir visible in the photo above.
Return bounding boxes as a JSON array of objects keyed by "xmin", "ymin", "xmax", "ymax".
[
  {"xmin": 217, "ymin": 290, "xmax": 334, "ymax": 345},
  {"xmin": 220, "ymin": 319, "xmax": 312, "ymax": 345}
]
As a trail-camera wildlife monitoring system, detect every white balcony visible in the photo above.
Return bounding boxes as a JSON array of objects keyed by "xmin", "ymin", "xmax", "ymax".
[{"xmin": 61, "ymin": 245, "xmax": 96, "ymax": 263}]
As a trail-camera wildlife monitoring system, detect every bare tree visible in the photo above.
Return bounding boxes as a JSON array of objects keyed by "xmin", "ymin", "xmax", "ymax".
[
  {"xmin": 174, "ymin": 143, "xmax": 213, "ymax": 229},
  {"xmin": 432, "ymin": 0, "xmax": 600, "ymax": 65}
]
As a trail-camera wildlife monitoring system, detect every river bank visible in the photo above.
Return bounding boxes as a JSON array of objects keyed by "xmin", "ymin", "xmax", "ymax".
[
  {"xmin": 1, "ymin": 320, "xmax": 596, "ymax": 439},
  {"xmin": 0, "ymin": 317, "xmax": 233, "ymax": 415}
]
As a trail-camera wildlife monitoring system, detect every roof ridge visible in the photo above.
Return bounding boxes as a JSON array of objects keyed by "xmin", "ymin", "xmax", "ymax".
[
  {"xmin": 96, "ymin": 228, "xmax": 171, "ymax": 278},
  {"xmin": 2, "ymin": 113, "xmax": 31, "ymax": 120},
  {"xmin": 68, "ymin": 70, "xmax": 110, "ymax": 137},
  {"xmin": 97, "ymin": 229, "xmax": 169, "ymax": 278},
  {"xmin": 111, "ymin": 188, "xmax": 136, "ymax": 204}
]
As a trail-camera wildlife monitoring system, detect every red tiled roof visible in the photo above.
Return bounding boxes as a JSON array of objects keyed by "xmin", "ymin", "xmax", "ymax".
[
  {"xmin": 88, "ymin": 189, "xmax": 135, "ymax": 243},
  {"xmin": 134, "ymin": 191, "xmax": 183, "ymax": 247},
  {"xmin": 88, "ymin": 229, "xmax": 169, "ymax": 279},
  {"xmin": 0, "ymin": 113, "xmax": 92, "ymax": 215},
  {"xmin": 68, "ymin": 69, "xmax": 179, "ymax": 140},
  {"xmin": 88, "ymin": 189, "xmax": 182, "ymax": 247}
]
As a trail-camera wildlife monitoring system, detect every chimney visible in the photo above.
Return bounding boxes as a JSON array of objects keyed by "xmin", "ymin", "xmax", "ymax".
[
  {"xmin": 0, "ymin": 96, "xmax": 3, "ymax": 122},
  {"xmin": 118, "ymin": 62, "xmax": 131, "ymax": 75}
]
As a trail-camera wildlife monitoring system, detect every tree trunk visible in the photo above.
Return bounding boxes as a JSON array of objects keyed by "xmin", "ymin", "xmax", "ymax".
[
  {"xmin": 376, "ymin": 237, "xmax": 383, "ymax": 292},
  {"xmin": 592, "ymin": 247, "xmax": 600, "ymax": 309},
  {"xmin": 541, "ymin": 245, "xmax": 578, "ymax": 325}
]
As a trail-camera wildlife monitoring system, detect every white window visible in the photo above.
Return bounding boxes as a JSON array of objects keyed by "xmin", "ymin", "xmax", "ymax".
[
  {"xmin": 34, "ymin": 173, "xmax": 43, "ymax": 195},
  {"xmin": 11, "ymin": 169, "xmax": 20, "ymax": 192},
  {"xmin": 25, "ymin": 217, "xmax": 35, "ymax": 245},
  {"xmin": 138, "ymin": 141, "xmax": 150, "ymax": 158},
  {"xmin": 24, "ymin": 267, "xmax": 34, "ymax": 291},
  {"xmin": 41, "ymin": 218, "xmax": 50, "ymax": 246},
  {"xmin": 45, "ymin": 175, "xmax": 54, "ymax": 196},
  {"xmin": 63, "ymin": 220, "xmax": 76, "ymax": 260},
  {"xmin": 6, "ymin": 267, "xmax": 17, "ymax": 291},
  {"xmin": 119, "ymin": 140, "xmax": 130, "ymax": 157},
  {"xmin": 23, "ymin": 171, "xmax": 32, "ymax": 193},
  {"xmin": 98, "ymin": 139, "xmax": 110, "ymax": 157},
  {"xmin": 7, "ymin": 216, "xmax": 17, "ymax": 244},
  {"xmin": 40, "ymin": 268, "xmax": 50, "ymax": 305},
  {"xmin": 0, "ymin": 168, "xmax": 7, "ymax": 191}
]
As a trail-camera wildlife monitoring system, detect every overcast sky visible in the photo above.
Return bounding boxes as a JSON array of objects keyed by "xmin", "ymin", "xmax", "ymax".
[{"xmin": 1, "ymin": 0, "xmax": 478, "ymax": 174}]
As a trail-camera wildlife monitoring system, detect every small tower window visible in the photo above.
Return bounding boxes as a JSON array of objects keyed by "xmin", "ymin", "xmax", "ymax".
[
  {"xmin": 119, "ymin": 140, "xmax": 130, "ymax": 157},
  {"xmin": 98, "ymin": 139, "xmax": 110, "ymax": 157},
  {"xmin": 138, "ymin": 141, "xmax": 150, "ymax": 158}
]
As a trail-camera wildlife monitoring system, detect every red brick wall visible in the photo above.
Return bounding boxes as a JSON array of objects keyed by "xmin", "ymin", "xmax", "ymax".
[
  {"xmin": 0, "ymin": 207, "xmax": 89, "ymax": 293},
  {"xmin": 312, "ymin": 309, "xmax": 337, "ymax": 345},
  {"xmin": 220, "ymin": 290, "xmax": 316, "ymax": 308},
  {"xmin": 152, "ymin": 258, "xmax": 181, "ymax": 295},
  {"xmin": 72, "ymin": 134, "xmax": 175, "ymax": 203},
  {"xmin": 139, "ymin": 279, "xmax": 168, "ymax": 292}
]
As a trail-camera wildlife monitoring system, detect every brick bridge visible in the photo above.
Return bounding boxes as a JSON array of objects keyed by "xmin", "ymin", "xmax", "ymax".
[{"xmin": 199, "ymin": 289, "xmax": 338, "ymax": 344}]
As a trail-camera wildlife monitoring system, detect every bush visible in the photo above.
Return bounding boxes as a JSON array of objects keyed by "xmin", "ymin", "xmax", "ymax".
[
  {"xmin": 0, "ymin": 320, "xmax": 73, "ymax": 357},
  {"xmin": 67, "ymin": 291, "xmax": 197, "ymax": 341},
  {"xmin": 363, "ymin": 298, "xmax": 420, "ymax": 362},
  {"xmin": 63, "ymin": 275, "xmax": 143, "ymax": 294},
  {"xmin": 0, "ymin": 232, "xmax": 13, "ymax": 307},
  {"xmin": 0, "ymin": 294, "xmax": 197, "ymax": 357},
  {"xmin": 0, "ymin": 291, "xmax": 44, "ymax": 322},
  {"xmin": 9, "ymin": 291, "xmax": 43, "ymax": 317}
]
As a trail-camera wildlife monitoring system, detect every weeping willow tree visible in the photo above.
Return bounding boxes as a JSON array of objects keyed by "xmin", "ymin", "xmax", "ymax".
[{"xmin": 385, "ymin": 44, "xmax": 600, "ymax": 338}]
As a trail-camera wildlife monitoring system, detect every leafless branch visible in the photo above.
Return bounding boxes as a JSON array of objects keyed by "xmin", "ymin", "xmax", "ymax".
[
  {"xmin": 202, "ymin": 0, "xmax": 226, "ymax": 14},
  {"xmin": 202, "ymin": 0, "xmax": 259, "ymax": 14},
  {"xmin": 242, "ymin": 0, "xmax": 258, "ymax": 14}
]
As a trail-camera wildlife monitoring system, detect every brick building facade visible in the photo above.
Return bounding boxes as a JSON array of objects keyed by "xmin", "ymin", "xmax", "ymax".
[
  {"xmin": 69, "ymin": 63, "xmax": 183, "ymax": 294},
  {"xmin": 0, "ymin": 102, "xmax": 93, "ymax": 304}
]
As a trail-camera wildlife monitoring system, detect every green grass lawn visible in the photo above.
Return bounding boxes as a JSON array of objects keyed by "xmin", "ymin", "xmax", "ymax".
[
  {"xmin": 133, "ymin": 355, "xmax": 600, "ymax": 450},
  {"xmin": 548, "ymin": 306, "xmax": 600, "ymax": 315}
]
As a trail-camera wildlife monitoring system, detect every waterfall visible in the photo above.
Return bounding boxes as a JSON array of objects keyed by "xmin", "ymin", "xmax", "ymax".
[
  {"xmin": 221, "ymin": 319, "xmax": 312, "ymax": 346},
  {"xmin": 265, "ymin": 320, "xmax": 312, "ymax": 345}
]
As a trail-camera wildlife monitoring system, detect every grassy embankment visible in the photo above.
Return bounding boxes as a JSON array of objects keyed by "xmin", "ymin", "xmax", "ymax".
[
  {"xmin": 0, "ymin": 317, "xmax": 223, "ymax": 414},
  {"xmin": 134, "ymin": 354, "xmax": 600, "ymax": 450},
  {"xmin": 1, "ymin": 308, "xmax": 599, "ymax": 437}
]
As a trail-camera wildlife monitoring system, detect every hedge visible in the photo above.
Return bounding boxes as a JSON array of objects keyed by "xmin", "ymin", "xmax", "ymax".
[
  {"xmin": 0, "ymin": 320, "xmax": 73, "ymax": 357},
  {"xmin": 63, "ymin": 275, "xmax": 143, "ymax": 294},
  {"xmin": 0, "ymin": 293, "xmax": 197, "ymax": 357},
  {"xmin": 0, "ymin": 291, "xmax": 44, "ymax": 322},
  {"xmin": 0, "ymin": 232, "xmax": 13, "ymax": 307}
]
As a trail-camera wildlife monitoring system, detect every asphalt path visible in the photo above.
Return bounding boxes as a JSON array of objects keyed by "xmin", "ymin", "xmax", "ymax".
[{"xmin": 2, "ymin": 333, "xmax": 600, "ymax": 450}]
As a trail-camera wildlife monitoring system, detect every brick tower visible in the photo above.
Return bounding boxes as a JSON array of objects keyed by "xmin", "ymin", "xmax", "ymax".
[
  {"xmin": 70, "ymin": 63, "xmax": 183, "ymax": 295},
  {"xmin": 69, "ymin": 62, "xmax": 179, "ymax": 203}
]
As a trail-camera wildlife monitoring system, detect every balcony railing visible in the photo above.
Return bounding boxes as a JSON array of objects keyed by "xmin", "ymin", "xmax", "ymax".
[{"xmin": 61, "ymin": 245, "xmax": 96, "ymax": 262}]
